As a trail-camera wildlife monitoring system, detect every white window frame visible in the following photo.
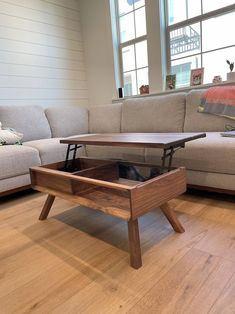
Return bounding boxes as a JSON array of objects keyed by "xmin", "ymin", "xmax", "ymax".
[
  {"xmin": 165, "ymin": 2, "xmax": 235, "ymax": 81},
  {"xmin": 115, "ymin": 1, "xmax": 148, "ymax": 96}
]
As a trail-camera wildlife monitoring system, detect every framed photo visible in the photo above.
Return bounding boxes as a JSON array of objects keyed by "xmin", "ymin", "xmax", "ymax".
[
  {"xmin": 190, "ymin": 68, "xmax": 204, "ymax": 86},
  {"xmin": 166, "ymin": 74, "xmax": 176, "ymax": 90}
]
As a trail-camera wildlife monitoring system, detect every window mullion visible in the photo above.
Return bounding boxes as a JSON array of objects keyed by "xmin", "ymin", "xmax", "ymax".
[
  {"xmin": 120, "ymin": 35, "xmax": 147, "ymax": 50},
  {"xmin": 169, "ymin": 3, "xmax": 235, "ymax": 31}
]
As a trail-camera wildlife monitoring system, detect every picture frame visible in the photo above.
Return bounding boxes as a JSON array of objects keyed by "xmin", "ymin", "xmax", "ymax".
[
  {"xmin": 166, "ymin": 74, "xmax": 176, "ymax": 90},
  {"xmin": 190, "ymin": 68, "xmax": 204, "ymax": 86}
]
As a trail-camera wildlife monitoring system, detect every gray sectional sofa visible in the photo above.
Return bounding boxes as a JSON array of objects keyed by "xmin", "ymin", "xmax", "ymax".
[{"xmin": 0, "ymin": 89, "xmax": 234, "ymax": 196}]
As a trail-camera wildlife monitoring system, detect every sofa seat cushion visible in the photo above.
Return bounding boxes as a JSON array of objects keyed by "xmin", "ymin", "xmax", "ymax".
[
  {"xmin": 122, "ymin": 93, "xmax": 186, "ymax": 133},
  {"xmin": 145, "ymin": 132, "xmax": 235, "ymax": 175},
  {"xmin": 0, "ymin": 105, "xmax": 51, "ymax": 142},
  {"xmin": 86, "ymin": 145, "xmax": 145, "ymax": 162},
  {"xmin": 45, "ymin": 106, "xmax": 88, "ymax": 138},
  {"xmin": 24, "ymin": 137, "xmax": 86, "ymax": 165},
  {"xmin": 0, "ymin": 145, "xmax": 40, "ymax": 180}
]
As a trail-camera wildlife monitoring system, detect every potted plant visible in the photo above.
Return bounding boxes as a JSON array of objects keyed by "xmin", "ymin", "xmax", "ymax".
[{"xmin": 226, "ymin": 60, "xmax": 235, "ymax": 81}]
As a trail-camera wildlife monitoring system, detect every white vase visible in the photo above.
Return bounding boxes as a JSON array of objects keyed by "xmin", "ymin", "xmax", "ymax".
[{"xmin": 227, "ymin": 72, "xmax": 235, "ymax": 82}]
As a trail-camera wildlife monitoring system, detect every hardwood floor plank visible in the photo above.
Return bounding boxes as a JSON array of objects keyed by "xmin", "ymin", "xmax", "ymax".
[
  {"xmin": 194, "ymin": 222, "xmax": 235, "ymax": 262},
  {"xmin": 49, "ymin": 215, "xmax": 212, "ymax": 313},
  {"xmin": 209, "ymin": 272, "xmax": 235, "ymax": 314},
  {"xmin": 187, "ymin": 258, "xmax": 235, "ymax": 314},
  {"xmin": 127, "ymin": 248, "xmax": 231, "ymax": 314},
  {"xmin": 0, "ymin": 191, "xmax": 234, "ymax": 313}
]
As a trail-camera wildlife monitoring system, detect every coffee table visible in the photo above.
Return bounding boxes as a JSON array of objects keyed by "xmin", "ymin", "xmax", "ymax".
[{"xmin": 30, "ymin": 132, "xmax": 206, "ymax": 269}]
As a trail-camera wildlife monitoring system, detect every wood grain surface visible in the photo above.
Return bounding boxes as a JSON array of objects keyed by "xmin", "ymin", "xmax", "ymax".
[
  {"xmin": 0, "ymin": 191, "xmax": 235, "ymax": 313},
  {"xmin": 60, "ymin": 132, "xmax": 206, "ymax": 149}
]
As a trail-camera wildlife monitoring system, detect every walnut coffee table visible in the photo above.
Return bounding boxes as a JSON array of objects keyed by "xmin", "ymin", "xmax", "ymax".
[{"xmin": 30, "ymin": 132, "xmax": 206, "ymax": 269}]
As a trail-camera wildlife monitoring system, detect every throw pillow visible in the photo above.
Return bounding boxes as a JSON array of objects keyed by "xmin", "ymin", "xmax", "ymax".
[
  {"xmin": 198, "ymin": 86, "xmax": 235, "ymax": 120},
  {"xmin": 0, "ymin": 122, "xmax": 23, "ymax": 145}
]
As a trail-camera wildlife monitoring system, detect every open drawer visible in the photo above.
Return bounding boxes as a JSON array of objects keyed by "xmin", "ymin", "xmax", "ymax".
[{"xmin": 30, "ymin": 157, "xmax": 186, "ymax": 221}]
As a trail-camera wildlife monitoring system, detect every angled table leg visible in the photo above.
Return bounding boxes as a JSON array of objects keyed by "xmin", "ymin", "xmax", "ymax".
[
  {"xmin": 127, "ymin": 219, "xmax": 142, "ymax": 269},
  {"xmin": 160, "ymin": 202, "xmax": 185, "ymax": 233},
  {"xmin": 39, "ymin": 194, "xmax": 55, "ymax": 220}
]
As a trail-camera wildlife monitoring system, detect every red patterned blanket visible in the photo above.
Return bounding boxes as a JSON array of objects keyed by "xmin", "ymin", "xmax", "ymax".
[{"xmin": 199, "ymin": 85, "xmax": 235, "ymax": 120}]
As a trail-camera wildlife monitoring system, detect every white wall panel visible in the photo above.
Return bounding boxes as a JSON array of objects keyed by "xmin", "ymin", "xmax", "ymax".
[
  {"xmin": 0, "ymin": 63, "xmax": 86, "ymax": 80},
  {"xmin": 0, "ymin": 39, "xmax": 84, "ymax": 60},
  {"xmin": 0, "ymin": 2, "xmax": 80, "ymax": 30},
  {"xmin": 0, "ymin": 99, "xmax": 89, "ymax": 107},
  {"xmin": 0, "ymin": 76, "xmax": 87, "ymax": 89},
  {"xmin": 0, "ymin": 88, "xmax": 88, "ymax": 99},
  {"xmin": 0, "ymin": 25, "xmax": 83, "ymax": 51},
  {"xmin": 0, "ymin": 13, "xmax": 81, "ymax": 40},
  {"xmin": 42, "ymin": 0, "xmax": 80, "ymax": 11},
  {"xmin": 0, "ymin": 0, "xmax": 88, "ymax": 107},
  {"xmin": 79, "ymin": 0, "xmax": 116, "ymax": 106},
  {"xmin": 0, "ymin": 26, "xmax": 83, "ymax": 50},
  {"xmin": 1, "ymin": 0, "xmax": 80, "ymax": 21},
  {"xmin": 0, "ymin": 51, "xmax": 85, "ymax": 71}
]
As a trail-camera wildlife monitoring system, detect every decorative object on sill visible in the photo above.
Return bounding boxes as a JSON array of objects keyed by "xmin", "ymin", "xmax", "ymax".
[
  {"xmin": 198, "ymin": 85, "xmax": 235, "ymax": 120},
  {"xmin": 139, "ymin": 84, "xmax": 149, "ymax": 95},
  {"xmin": 226, "ymin": 59, "xmax": 235, "ymax": 82},
  {"xmin": 165, "ymin": 74, "xmax": 176, "ymax": 90},
  {"xmin": 213, "ymin": 75, "xmax": 222, "ymax": 84},
  {"xmin": 118, "ymin": 87, "xmax": 124, "ymax": 98},
  {"xmin": 190, "ymin": 68, "xmax": 204, "ymax": 86}
]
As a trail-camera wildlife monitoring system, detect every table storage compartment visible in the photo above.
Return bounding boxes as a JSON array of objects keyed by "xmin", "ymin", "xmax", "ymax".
[{"xmin": 30, "ymin": 157, "xmax": 186, "ymax": 220}]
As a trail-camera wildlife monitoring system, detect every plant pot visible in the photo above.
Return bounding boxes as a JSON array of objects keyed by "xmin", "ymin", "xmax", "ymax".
[{"xmin": 227, "ymin": 72, "xmax": 235, "ymax": 82}]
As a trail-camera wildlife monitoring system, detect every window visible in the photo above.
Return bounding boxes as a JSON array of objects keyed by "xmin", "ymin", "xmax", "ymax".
[
  {"xmin": 166, "ymin": 1, "xmax": 235, "ymax": 87},
  {"xmin": 117, "ymin": 0, "xmax": 149, "ymax": 96}
]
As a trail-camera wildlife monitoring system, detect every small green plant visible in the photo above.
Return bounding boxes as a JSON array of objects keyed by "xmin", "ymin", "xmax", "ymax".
[{"xmin": 226, "ymin": 59, "xmax": 234, "ymax": 72}]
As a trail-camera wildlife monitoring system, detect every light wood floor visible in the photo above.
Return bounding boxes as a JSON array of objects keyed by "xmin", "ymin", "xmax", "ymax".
[{"xmin": 0, "ymin": 190, "xmax": 235, "ymax": 314}]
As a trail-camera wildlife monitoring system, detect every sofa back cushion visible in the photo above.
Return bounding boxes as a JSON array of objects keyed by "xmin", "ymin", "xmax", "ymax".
[
  {"xmin": 89, "ymin": 103, "xmax": 122, "ymax": 133},
  {"xmin": 184, "ymin": 90, "xmax": 233, "ymax": 132},
  {"xmin": 45, "ymin": 106, "xmax": 88, "ymax": 138},
  {"xmin": 0, "ymin": 105, "xmax": 51, "ymax": 142},
  {"xmin": 121, "ymin": 93, "xmax": 186, "ymax": 133}
]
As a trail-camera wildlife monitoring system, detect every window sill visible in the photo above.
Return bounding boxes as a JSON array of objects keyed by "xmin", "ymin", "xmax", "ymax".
[{"xmin": 112, "ymin": 80, "xmax": 235, "ymax": 103}]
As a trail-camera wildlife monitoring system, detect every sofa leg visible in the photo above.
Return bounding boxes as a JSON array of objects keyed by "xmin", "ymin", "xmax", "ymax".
[
  {"xmin": 39, "ymin": 194, "xmax": 55, "ymax": 220},
  {"xmin": 160, "ymin": 202, "xmax": 185, "ymax": 233}
]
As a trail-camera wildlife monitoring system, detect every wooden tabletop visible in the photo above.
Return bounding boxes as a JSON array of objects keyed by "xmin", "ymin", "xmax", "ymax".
[{"xmin": 60, "ymin": 133, "xmax": 206, "ymax": 149}]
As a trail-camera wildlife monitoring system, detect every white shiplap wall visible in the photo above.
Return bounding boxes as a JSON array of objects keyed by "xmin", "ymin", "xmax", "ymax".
[{"xmin": 0, "ymin": 0, "xmax": 88, "ymax": 107}]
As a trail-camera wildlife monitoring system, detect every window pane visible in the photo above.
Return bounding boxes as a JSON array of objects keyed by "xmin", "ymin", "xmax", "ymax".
[
  {"xmin": 203, "ymin": 47, "xmax": 235, "ymax": 83},
  {"xmin": 118, "ymin": 0, "xmax": 133, "ymax": 16},
  {"xmin": 120, "ymin": 12, "xmax": 135, "ymax": 43},
  {"xmin": 168, "ymin": 0, "xmax": 201, "ymax": 25},
  {"xmin": 124, "ymin": 71, "xmax": 137, "ymax": 96},
  {"xmin": 137, "ymin": 67, "xmax": 149, "ymax": 93},
  {"xmin": 203, "ymin": 0, "xmax": 235, "ymax": 13},
  {"xmin": 170, "ymin": 23, "xmax": 201, "ymax": 60},
  {"xmin": 134, "ymin": 0, "xmax": 145, "ymax": 10},
  {"xmin": 168, "ymin": 0, "xmax": 186, "ymax": 25},
  {"xmin": 171, "ymin": 55, "xmax": 202, "ymax": 88},
  {"xmin": 202, "ymin": 12, "xmax": 235, "ymax": 52},
  {"xmin": 122, "ymin": 45, "xmax": 135, "ymax": 72},
  {"xmin": 187, "ymin": 0, "xmax": 201, "ymax": 19},
  {"xmin": 135, "ymin": 40, "xmax": 148, "ymax": 68},
  {"xmin": 135, "ymin": 7, "xmax": 146, "ymax": 38}
]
